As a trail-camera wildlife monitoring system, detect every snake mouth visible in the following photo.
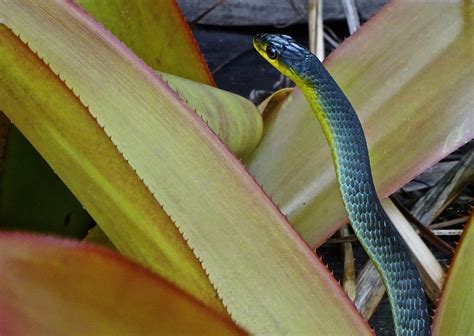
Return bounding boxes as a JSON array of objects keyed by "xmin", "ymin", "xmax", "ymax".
[
  {"xmin": 253, "ymin": 34, "xmax": 310, "ymax": 85},
  {"xmin": 252, "ymin": 33, "xmax": 269, "ymax": 55}
]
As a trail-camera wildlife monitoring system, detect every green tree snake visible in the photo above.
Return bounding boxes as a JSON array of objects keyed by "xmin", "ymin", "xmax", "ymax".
[{"xmin": 253, "ymin": 34, "xmax": 430, "ymax": 336}]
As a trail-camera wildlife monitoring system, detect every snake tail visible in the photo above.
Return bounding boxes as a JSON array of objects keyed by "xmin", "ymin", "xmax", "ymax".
[{"xmin": 253, "ymin": 33, "xmax": 430, "ymax": 336}]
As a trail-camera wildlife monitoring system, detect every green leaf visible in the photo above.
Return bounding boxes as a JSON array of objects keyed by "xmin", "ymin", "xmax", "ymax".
[
  {"xmin": 432, "ymin": 212, "xmax": 474, "ymax": 335},
  {"xmin": 247, "ymin": 0, "xmax": 474, "ymax": 247},
  {"xmin": 0, "ymin": 125, "xmax": 93, "ymax": 237},
  {"xmin": 0, "ymin": 1, "xmax": 370, "ymax": 334},
  {"xmin": 0, "ymin": 233, "xmax": 245, "ymax": 335}
]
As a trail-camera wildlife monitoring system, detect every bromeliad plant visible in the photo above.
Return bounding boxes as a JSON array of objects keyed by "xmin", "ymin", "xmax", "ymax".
[{"xmin": 0, "ymin": 0, "xmax": 472, "ymax": 334}]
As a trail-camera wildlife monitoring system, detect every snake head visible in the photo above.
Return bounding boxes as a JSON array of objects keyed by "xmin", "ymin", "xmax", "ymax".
[{"xmin": 253, "ymin": 33, "xmax": 311, "ymax": 85}]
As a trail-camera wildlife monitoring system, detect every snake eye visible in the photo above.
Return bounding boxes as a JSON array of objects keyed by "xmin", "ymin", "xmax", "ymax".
[{"xmin": 266, "ymin": 46, "xmax": 279, "ymax": 60}]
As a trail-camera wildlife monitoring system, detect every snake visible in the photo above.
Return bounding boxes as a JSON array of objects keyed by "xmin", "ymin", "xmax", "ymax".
[{"xmin": 253, "ymin": 34, "xmax": 430, "ymax": 336}]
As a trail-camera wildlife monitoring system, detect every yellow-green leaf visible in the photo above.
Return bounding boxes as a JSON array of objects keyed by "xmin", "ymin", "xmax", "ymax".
[
  {"xmin": 74, "ymin": 1, "xmax": 264, "ymax": 158},
  {"xmin": 0, "ymin": 233, "xmax": 245, "ymax": 335},
  {"xmin": 432, "ymin": 212, "xmax": 474, "ymax": 335},
  {"xmin": 77, "ymin": 0, "xmax": 215, "ymax": 85},
  {"xmin": 0, "ymin": 25, "xmax": 225, "ymax": 313},
  {"xmin": 248, "ymin": 0, "xmax": 474, "ymax": 247},
  {"xmin": 0, "ymin": 0, "xmax": 224, "ymax": 238},
  {"xmin": 0, "ymin": 1, "xmax": 370, "ymax": 334}
]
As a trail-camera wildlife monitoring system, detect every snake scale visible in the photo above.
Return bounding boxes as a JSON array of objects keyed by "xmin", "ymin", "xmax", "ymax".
[{"xmin": 253, "ymin": 34, "xmax": 430, "ymax": 336}]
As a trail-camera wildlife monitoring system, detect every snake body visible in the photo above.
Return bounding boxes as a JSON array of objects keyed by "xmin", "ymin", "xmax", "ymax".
[{"xmin": 253, "ymin": 34, "xmax": 430, "ymax": 336}]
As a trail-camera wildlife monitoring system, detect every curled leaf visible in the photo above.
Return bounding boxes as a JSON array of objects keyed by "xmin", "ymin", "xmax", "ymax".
[{"xmin": 160, "ymin": 72, "xmax": 262, "ymax": 159}]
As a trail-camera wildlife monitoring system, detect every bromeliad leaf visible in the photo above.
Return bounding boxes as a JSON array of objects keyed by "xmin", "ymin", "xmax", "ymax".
[
  {"xmin": 432, "ymin": 211, "xmax": 474, "ymax": 335},
  {"xmin": 0, "ymin": 0, "xmax": 219, "ymax": 239},
  {"xmin": 159, "ymin": 72, "xmax": 262, "ymax": 160},
  {"xmin": 0, "ymin": 25, "xmax": 225, "ymax": 313},
  {"xmin": 0, "ymin": 125, "xmax": 93, "ymax": 237},
  {"xmin": 0, "ymin": 0, "xmax": 261, "ymax": 313},
  {"xmin": 77, "ymin": 0, "xmax": 215, "ymax": 85},
  {"xmin": 0, "ymin": 1, "xmax": 370, "ymax": 334},
  {"xmin": 0, "ymin": 233, "xmax": 245, "ymax": 335}
]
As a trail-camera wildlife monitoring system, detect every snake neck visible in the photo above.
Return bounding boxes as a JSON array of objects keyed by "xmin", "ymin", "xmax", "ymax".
[
  {"xmin": 301, "ymin": 67, "xmax": 376, "ymax": 211},
  {"xmin": 298, "ymin": 58, "xmax": 431, "ymax": 336}
]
